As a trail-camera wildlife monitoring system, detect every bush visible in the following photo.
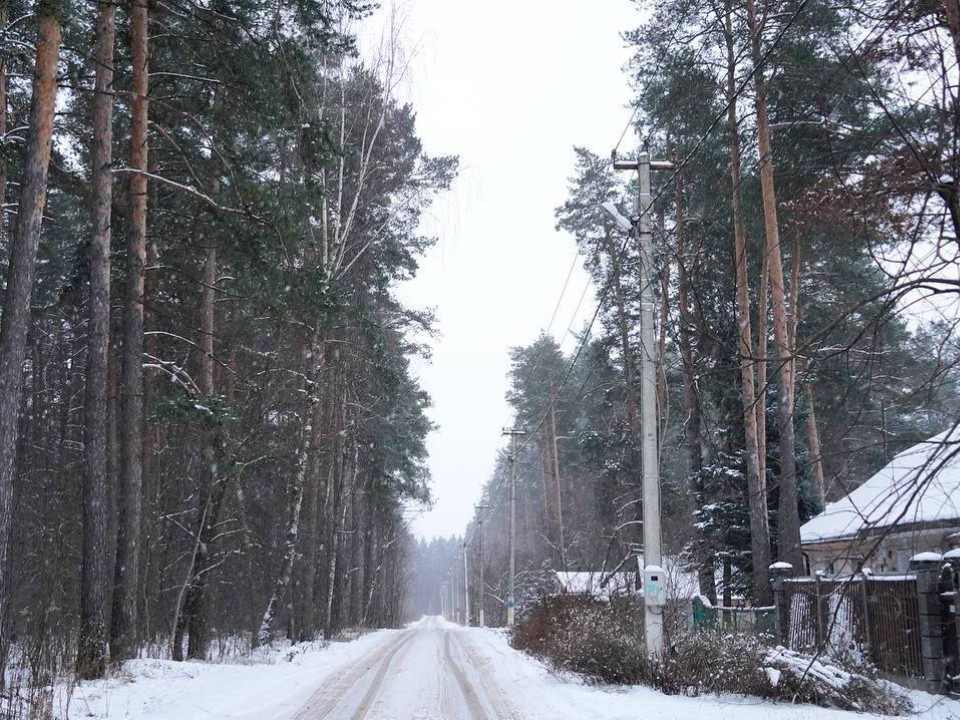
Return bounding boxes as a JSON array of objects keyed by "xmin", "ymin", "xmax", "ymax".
[
  {"xmin": 511, "ymin": 597, "xmax": 911, "ymax": 715},
  {"xmin": 762, "ymin": 645, "xmax": 912, "ymax": 714},
  {"xmin": 512, "ymin": 594, "xmax": 651, "ymax": 685},
  {"xmin": 655, "ymin": 630, "xmax": 771, "ymax": 696}
]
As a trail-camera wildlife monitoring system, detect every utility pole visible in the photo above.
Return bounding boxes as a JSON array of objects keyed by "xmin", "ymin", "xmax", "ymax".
[
  {"xmin": 548, "ymin": 400, "xmax": 565, "ymax": 570},
  {"xmin": 503, "ymin": 428, "xmax": 527, "ymax": 627},
  {"xmin": 463, "ymin": 543, "xmax": 470, "ymax": 626},
  {"xmin": 475, "ymin": 504, "xmax": 487, "ymax": 628},
  {"xmin": 450, "ymin": 563, "xmax": 460, "ymax": 622},
  {"xmin": 612, "ymin": 150, "xmax": 674, "ymax": 657},
  {"xmin": 454, "ymin": 559, "xmax": 461, "ymax": 624}
]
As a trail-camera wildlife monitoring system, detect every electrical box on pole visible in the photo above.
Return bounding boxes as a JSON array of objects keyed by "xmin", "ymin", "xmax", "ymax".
[{"xmin": 643, "ymin": 565, "xmax": 668, "ymax": 608}]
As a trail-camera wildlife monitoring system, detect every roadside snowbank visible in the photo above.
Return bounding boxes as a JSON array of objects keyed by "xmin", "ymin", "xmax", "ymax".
[
  {"xmin": 65, "ymin": 629, "xmax": 397, "ymax": 720},
  {"xmin": 464, "ymin": 625, "xmax": 960, "ymax": 720}
]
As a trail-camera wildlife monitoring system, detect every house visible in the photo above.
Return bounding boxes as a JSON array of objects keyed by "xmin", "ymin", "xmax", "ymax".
[
  {"xmin": 553, "ymin": 556, "xmax": 699, "ymax": 601},
  {"xmin": 553, "ymin": 571, "xmax": 636, "ymax": 600},
  {"xmin": 800, "ymin": 428, "xmax": 960, "ymax": 574}
]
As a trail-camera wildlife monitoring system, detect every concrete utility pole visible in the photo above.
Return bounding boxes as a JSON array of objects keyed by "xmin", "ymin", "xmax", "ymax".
[
  {"xmin": 503, "ymin": 428, "xmax": 527, "ymax": 627},
  {"xmin": 476, "ymin": 504, "xmax": 488, "ymax": 627},
  {"xmin": 547, "ymin": 400, "xmax": 566, "ymax": 570},
  {"xmin": 463, "ymin": 543, "xmax": 470, "ymax": 626},
  {"xmin": 453, "ymin": 556, "xmax": 460, "ymax": 624},
  {"xmin": 611, "ymin": 150, "xmax": 674, "ymax": 657},
  {"xmin": 451, "ymin": 574, "xmax": 457, "ymax": 623}
]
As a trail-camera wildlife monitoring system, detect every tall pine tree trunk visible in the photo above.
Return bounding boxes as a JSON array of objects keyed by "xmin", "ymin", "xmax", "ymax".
[
  {"xmin": 756, "ymin": 253, "xmax": 769, "ymax": 482},
  {"xmin": 79, "ymin": 0, "xmax": 116, "ymax": 678},
  {"xmin": 0, "ymin": 0, "xmax": 7, "ymax": 249},
  {"xmin": 725, "ymin": 0, "xmax": 772, "ymax": 601},
  {"xmin": 600, "ymin": 230, "xmax": 643, "ymax": 556},
  {"xmin": 114, "ymin": 0, "xmax": 149, "ymax": 661},
  {"xmin": 256, "ymin": 448, "xmax": 306, "ymax": 645},
  {"xmin": 745, "ymin": 0, "xmax": 802, "ymax": 569},
  {"xmin": 256, "ymin": 340, "xmax": 324, "ymax": 644},
  {"xmin": 139, "ymin": 238, "xmax": 159, "ymax": 642},
  {"xmin": 806, "ymin": 381, "xmax": 826, "ymax": 506},
  {"xmin": 182, "ymin": 242, "xmax": 219, "ymax": 661},
  {"xmin": 0, "ymin": 9, "xmax": 61, "ymax": 648},
  {"xmin": 675, "ymin": 165, "xmax": 717, "ymax": 602},
  {"xmin": 298, "ymin": 341, "xmax": 326, "ymax": 639},
  {"xmin": 787, "ymin": 237, "xmax": 802, "ymax": 410}
]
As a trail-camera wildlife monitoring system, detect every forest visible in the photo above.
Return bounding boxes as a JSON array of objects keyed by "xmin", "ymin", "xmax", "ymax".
[
  {"xmin": 450, "ymin": 0, "xmax": 960, "ymax": 626},
  {"xmin": 0, "ymin": 0, "xmax": 455, "ymax": 709},
  {"xmin": 3, "ymin": 0, "xmax": 960, "ymax": 713}
]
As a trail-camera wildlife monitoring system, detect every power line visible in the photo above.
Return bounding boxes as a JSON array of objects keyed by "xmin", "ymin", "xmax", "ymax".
[
  {"xmin": 613, "ymin": 102, "xmax": 642, "ymax": 156},
  {"xmin": 461, "ymin": 0, "xmax": 815, "ymax": 562},
  {"xmin": 545, "ymin": 251, "xmax": 581, "ymax": 336},
  {"xmin": 509, "ymin": 0, "xmax": 816, "ymax": 462}
]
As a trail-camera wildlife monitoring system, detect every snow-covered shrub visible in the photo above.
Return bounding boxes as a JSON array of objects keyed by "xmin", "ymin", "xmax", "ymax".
[
  {"xmin": 762, "ymin": 645, "xmax": 911, "ymax": 714},
  {"xmin": 657, "ymin": 631, "xmax": 910, "ymax": 713},
  {"xmin": 655, "ymin": 630, "xmax": 771, "ymax": 696},
  {"xmin": 512, "ymin": 599, "xmax": 911, "ymax": 713},
  {"xmin": 511, "ymin": 595, "xmax": 652, "ymax": 685}
]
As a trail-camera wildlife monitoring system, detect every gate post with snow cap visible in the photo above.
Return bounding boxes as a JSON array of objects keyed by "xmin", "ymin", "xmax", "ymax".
[
  {"xmin": 910, "ymin": 552, "xmax": 946, "ymax": 692},
  {"xmin": 769, "ymin": 561, "xmax": 794, "ymax": 644},
  {"xmin": 944, "ymin": 548, "xmax": 960, "ymax": 685}
]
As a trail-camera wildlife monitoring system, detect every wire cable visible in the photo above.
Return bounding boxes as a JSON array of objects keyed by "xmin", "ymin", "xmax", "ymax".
[
  {"xmin": 545, "ymin": 251, "xmax": 581, "ymax": 336},
  {"xmin": 508, "ymin": 0, "xmax": 817, "ymax": 463},
  {"xmin": 461, "ymin": 0, "xmax": 816, "ymax": 560}
]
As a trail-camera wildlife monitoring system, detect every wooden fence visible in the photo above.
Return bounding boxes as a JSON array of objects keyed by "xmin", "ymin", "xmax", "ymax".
[{"xmin": 691, "ymin": 600, "xmax": 776, "ymax": 635}]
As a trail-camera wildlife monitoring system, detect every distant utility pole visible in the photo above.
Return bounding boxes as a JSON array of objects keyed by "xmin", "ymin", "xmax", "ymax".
[
  {"xmin": 454, "ymin": 560, "xmax": 461, "ymax": 624},
  {"xmin": 463, "ymin": 542, "xmax": 470, "ymax": 626},
  {"xmin": 548, "ymin": 399, "xmax": 565, "ymax": 570},
  {"xmin": 503, "ymin": 428, "xmax": 527, "ymax": 627},
  {"xmin": 612, "ymin": 150, "xmax": 675, "ymax": 658},
  {"xmin": 476, "ymin": 504, "xmax": 488, "ymax": 628},
  {"xmin": 451, "ymin": 574, "xmax": 457, "ymax": 623}
]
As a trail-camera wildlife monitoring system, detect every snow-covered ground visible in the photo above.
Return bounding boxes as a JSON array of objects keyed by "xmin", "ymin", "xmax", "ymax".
[
  {"xmin": 65, "ymin": 629, "xmax": 399, "ymax": 719},
  {"xmin": 64, "ymin": 616, "xmax": 960, "ymax": 719}
]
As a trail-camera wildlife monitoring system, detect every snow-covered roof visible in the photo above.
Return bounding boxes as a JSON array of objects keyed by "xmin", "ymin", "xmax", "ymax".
[
  {"xmin": 554, "ymin": 571, "xmax": 635, "ymax": 600},
  {"xmin": 554, "ymin": 558, "xmax": 702, "ymax": 601},
  {"xmin": 800, "ymin": 428, "xmax": 960, "ymax": 545}
]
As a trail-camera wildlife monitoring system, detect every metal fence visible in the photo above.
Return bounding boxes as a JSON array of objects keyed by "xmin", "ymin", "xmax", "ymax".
[
  {"xmin": 782, "ymin": 574, "xmax": 923, "ymax": 679},
  {"xmin": 691, "ymin": 601, "xmax": 776, "ymax": 635}
]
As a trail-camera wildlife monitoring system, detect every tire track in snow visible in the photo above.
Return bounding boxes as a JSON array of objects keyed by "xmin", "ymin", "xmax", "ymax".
[
  {"xmin": 449, "ymin": 632, "xmax": 521, "ymax": 720},
  {"xmin": 443, "ymin": 631, "xmax": 492, "ymax": 720},
  {"xmin": 346, "ymin": 630, "xmax": 416, "ymax": 720},
  {"xmin": 291, "ymin": 629, "xmax": 414, "ymax": 720}
]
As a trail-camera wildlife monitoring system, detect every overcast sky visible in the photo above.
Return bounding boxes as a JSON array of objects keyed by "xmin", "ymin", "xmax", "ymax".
[{"xmin": 375, "ymin": 0, "xmax": 641, "ymax": 540}]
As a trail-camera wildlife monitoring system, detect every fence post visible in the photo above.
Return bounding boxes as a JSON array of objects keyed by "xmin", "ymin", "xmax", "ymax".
[
  {"xmin": 814, "ymin": 570, "xmax": 826, "ymax": 647},
  {"xmin": 860, "ymin": 570, "xmax": 873, "ymax": 663},
  {"xmin": 944, "ymin": 549, "xmax": 960, "ymax": 686},
  {"xmin": 770, "ymin": 562, "xmax": 794, "ymax": 646},
  {"xmin": 910, "ymin": 553, "xmax": 945, "ymax": 693}
]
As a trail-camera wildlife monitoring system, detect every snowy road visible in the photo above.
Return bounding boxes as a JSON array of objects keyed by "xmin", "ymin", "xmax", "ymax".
[
  {"xmin": 68, "ymin": 616, "xmax": 960, "ymax": 719},
  {"xmin": 286, "ymin": 617, "xmax": 960, "ymax": 720},
  {"xmin": 291, "ymin": 617, "xmax": 519, "ymax": 720}
]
